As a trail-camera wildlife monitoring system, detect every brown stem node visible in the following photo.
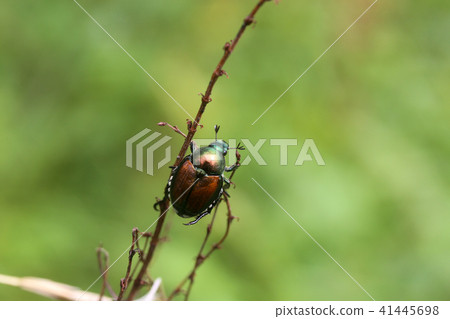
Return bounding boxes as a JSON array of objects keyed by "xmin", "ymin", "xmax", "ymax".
[
  {"xmin": 219, "ymin": 70, "xmax": 229, "ymax": 78},
  {"xmin": 202, "ymin": 95, "xmax": 212, "ymax": 103},
  {"xmin": 244, "ymin": 16, "xmax": 255, "ymax": 26},
  {"xmin": 223, "ymin": 42, "xmax": 231, "ymax": 52}
]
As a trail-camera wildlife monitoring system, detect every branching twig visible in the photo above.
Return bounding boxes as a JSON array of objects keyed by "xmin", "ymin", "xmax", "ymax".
[
  {"xmin": 117, "ymin": 228, "xmax": 140, "ymax": 301},
  {"xmin": 125, "ymin": 0, "xmax": 271, "ymax": 300},
  {"xmin": 168, "ymin": 194, "xmax": 236, "ymax": 300},
  {"xmin": 126, "ymin": 200, "xmax": 170, "ymax": 300},
  {"xmin": 168, "ymin": 204, "xmax": 220, "ymax": 300},
  {"xmin": 172, "ymin": 0, "xmax": 271, "ymax": 165},
  {"xmin": 129, "ymin": 231, "xmax": 151, "ymax": 280},
  {"xmin": 158, "ymin": 122, "xmax": 187, "ymax": 138},
  {"xmin": 96, "ymin": 246, "xmax": 117, "ymax": 300}
]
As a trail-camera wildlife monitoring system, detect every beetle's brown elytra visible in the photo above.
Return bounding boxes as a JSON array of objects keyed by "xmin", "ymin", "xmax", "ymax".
[
  {"xmin": 169, "ymin": 156, "xmax": 223, "ymax": 219},
  {"xmin": 166, "ymin": 126, "xmax": 242, "ymax": 225}
]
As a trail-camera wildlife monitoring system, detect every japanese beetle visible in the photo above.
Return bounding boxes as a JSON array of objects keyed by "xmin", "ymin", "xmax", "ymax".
[{"xmin": 166, "ymin": 126, "xmax": 241, "ymax": 225}]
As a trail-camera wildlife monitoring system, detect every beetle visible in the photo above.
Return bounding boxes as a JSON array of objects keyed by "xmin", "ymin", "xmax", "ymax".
[{"xmin": 166, "ymin": 126, "xmax": 242, "ymax": 225}]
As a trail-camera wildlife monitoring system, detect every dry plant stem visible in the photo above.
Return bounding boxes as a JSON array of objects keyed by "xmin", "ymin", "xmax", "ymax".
[
  {"xmin": 96, "ymin": 246, "xmax": 117, "ymax": 300},
  {"xmin": 158, "ymin": 122, "xmax": 187, "ymax": 138},
  {"xmin": 168, "ymin": 194, "xmax": 235, "ymax": 300},
  {"xmin": 129, "ymin": 233, "xmax": 151, "ymax": 280},
  {"xmin": 167, "ymin": 205, "xmax": 220, "ymax": 300},
  {"xmin": 126, "ymin": 200, "xmax": 169, "ymax": 300},
  {"xmin": 96, "ymin": 248, "xmax": 106, "ymax": 300},
  {"xmin": 117, "ymin": 228, "xmax": 140, "ymax": 300},
  {"xmin": 174, "ymin": 0, "xmax": 270, "ymax": 164},
  {"xmin": 185, "ymin": 195, "xmax": 235, "ymax": 300},
  {"xmin": 0, "ymin": 274, "xmax": 112, "ymax": 301},
  {"xmin": 126, "ymin": 0, "xmax": 269, "ymax": 300}
]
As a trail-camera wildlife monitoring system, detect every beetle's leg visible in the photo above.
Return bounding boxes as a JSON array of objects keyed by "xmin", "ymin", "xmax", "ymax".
[
  {"xmin": 222, "ymin": 188, "xmax": 231, "ymax": 198},
  {"xmin": 225, "ymin": 163, "xmax": 240, "ymax": 172},
  {"xmin": 223, "ymin": 177, "xmax": 235, "ymax": 191},
  {"xmin": 222, "ymin": 185, "xmax": 231, "ymax": 198},
  {"xmin": 223, "ymin": 177, "xmax": 231, "ymax": 189},
  {"xmin": 184, "ymin": 210, "xmax": 210, "ymax": 226}
]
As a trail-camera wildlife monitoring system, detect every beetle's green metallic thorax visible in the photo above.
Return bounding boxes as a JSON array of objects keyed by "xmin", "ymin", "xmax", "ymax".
[
  {"xmin": 192, "ymin": 140, "xmax": 229, "ymax": 175},
  {"xmin": 195, "ymin": 147, "xmax": 225, "ymax": 175}
]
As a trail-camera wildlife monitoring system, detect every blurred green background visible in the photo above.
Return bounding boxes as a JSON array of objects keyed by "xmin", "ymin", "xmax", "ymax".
[{"xmin": 1, "ymin": 0, "xmax": 449, "ymax": 301}]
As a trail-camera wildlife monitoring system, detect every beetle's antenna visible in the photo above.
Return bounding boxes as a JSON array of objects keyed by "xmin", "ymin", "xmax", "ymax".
[{"xmin": 214, "ymin": 125, "xmax": 220, "ymax": 141}]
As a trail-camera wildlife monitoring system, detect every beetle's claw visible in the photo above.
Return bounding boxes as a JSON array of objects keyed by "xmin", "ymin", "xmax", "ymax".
[{"xmin": 236, "ymin": 142, "xmax": 245, "ymax": 151}]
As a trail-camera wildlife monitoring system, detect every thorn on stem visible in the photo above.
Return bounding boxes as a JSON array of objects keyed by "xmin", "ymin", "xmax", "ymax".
[
  {"xmin": 201, "ymin": 93, "xmax": 212, "ymax": 104},
  {"xmin": 219, "ymin": 69, "xmax": 229, "ymax": 78}
]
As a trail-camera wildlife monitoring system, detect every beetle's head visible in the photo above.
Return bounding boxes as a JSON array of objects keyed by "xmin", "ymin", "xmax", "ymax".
[{"xmin": 209, "ymin": 140, "xmax": 229, "ymax": 156}]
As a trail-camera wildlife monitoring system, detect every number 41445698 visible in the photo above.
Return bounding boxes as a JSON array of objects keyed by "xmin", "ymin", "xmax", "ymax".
[{"xmin": 379, "ymin": 305, "xmax": 439, "ymax": 316}]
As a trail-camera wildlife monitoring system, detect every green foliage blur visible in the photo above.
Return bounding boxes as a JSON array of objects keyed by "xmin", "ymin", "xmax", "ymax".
[{"xmin": 1, "ymin": 0, "xmax": 449, "ymax": 301}]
